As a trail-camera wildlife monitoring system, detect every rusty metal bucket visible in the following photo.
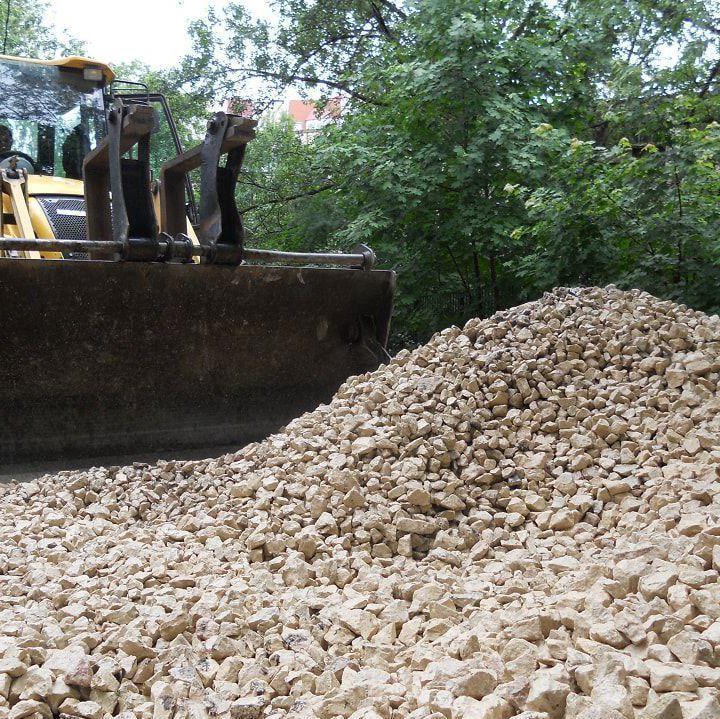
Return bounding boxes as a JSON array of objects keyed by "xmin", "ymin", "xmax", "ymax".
[{"xmin": 0, "ymin": 258, "xmax": 395, "ymax": 464}]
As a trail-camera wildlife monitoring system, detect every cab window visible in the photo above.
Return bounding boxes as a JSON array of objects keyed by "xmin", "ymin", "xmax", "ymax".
[{"xmin": 0, "ymin": 59, "xmax": 105, "ymax": 178}]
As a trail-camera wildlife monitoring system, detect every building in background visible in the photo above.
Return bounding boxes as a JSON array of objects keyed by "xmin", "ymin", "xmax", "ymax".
[
  {"xmin": 284, "ymin": 97, "xmax": 344, "ymax": 142},
  {"xmin": 225, "ymin": 96, "xmax": 345, "ymax": 142}
]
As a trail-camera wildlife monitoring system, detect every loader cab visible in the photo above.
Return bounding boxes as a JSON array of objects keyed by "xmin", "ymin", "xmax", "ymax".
[
  {"xmin": 0, "ymin": 56, "xmax": 107, "ymax": 179},
  {"xmin": 0, "ymin": 56, "xmax": 189, "ymax": 191}
]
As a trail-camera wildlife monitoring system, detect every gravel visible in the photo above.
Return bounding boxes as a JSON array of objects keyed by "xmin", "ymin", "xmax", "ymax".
[{"xmin": 1, "ymin": 286, "xmax": 720, "ymax": 719}]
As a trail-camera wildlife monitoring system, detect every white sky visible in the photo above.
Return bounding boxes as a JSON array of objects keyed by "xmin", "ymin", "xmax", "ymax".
[{"xmin": 44, "ymin": 0, "xmax": 271, "ymax": 69}]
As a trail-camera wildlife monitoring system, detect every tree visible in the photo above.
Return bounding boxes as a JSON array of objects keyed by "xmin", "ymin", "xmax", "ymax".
[
  {"xmin": 177, "ymin": 0, "xmax": 720, "ymax": 345},
  {"xmin": 0, "ymin": 1, "xmax": 85, "ymax": 58},
  {"xmin": 181, "ymin": 0, "xmax": 407, "ymax": 110},
  {"xmin": 515, "ymin": 124, "xmax": 720, "ymax": 314},
  {"xmin": 237, "ymin": 115, "xmax": 343, "ymax": 250},
  {"xmin": 305, "ymin": 0, "xmax": 628, "ymax": 333}
]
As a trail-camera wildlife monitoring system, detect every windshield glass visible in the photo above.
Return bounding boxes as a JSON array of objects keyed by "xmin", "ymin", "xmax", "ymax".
[{"xmin": 0, "ymin": 59, "xmax": 105, "ymax": 178}]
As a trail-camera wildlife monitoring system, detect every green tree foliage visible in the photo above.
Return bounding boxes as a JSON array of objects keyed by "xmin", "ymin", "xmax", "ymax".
[
  {"xmin": 1, "ymin": 1, "xmax": 85, "ymax": 58},
  {"xmin": 179, "ymin": 0, "xmax": 720, "ymax": 345},
  {"xmin": 309, "ymin": 0, "xmax": 589, "ymax": 337},
  {"xmin": 182, "ymin": 0, "xmax": 407, "ymax": 108},
  {"xmin": 516, "ymin": 125, "xmax": 720, "ymax": 314},
  {"xmin": 238, "ymin": 115, "xmax": 343, "ymax": 250}
]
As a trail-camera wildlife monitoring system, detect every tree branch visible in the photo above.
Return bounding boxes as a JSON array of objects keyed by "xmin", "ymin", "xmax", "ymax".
[
  {"xmin": 374, "ymin": 0, "xmax": 407, "ymax": 20},
  {"xmin": 293, "ymin": 31, "xmax": 382, "ymax": 69},
  {"xmin": 370, "ymin": 2, "xmax": 397, "ymax": 41},
  {"xmin": 239, "ymin": 183, "xmax": 335, "ymax": 213},
  {"xmin": 695, "ymin": 19, "xmax": 720, "ymax": 36},
  {"xmin": 442, "ymin": 241, "xmax": 472, "ymax": 300},
  {"xmin": 232, "ymin": 66, "xmax": 387, "ymax": 105},
  {"xmin": 625, "ymin": 20, "xmax": 643, "ymax": 62},
  {"xmin": 511, "ymin": 1, "xmax": 542, "ymax": 39}
]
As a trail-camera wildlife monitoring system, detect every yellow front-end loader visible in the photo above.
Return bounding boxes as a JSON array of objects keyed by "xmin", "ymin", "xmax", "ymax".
[{"xmin": 0, "ymin": 55, "xmax": 395, "ymax": 465}]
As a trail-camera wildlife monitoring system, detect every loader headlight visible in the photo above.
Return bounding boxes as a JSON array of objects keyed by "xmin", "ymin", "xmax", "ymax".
[{"xmin": 83, "ymin": 67, "xmax": 104, "ymax": 82}]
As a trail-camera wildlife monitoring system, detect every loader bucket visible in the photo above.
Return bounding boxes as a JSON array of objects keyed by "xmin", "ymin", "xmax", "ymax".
[{"xmin": 0, "ymin": 258, "xmax": 395, "ymax": 465}]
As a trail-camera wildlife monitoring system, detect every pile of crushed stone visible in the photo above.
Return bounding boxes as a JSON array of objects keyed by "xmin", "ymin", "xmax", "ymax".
[{"xmin": 1, "ymin": 286, "xmax": 720, "ymax": 719}]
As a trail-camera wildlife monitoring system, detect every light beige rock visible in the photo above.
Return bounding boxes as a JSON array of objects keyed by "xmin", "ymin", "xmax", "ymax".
[
  {"xmin": 638, "ymin": 568, "xmax": 679, "ymax": 600},
  {"xmin": 648, "ymin": 661, "xmax": 699, "ymax": 692},
  {"xmin": 684, "ymin": 696, "xmax": 720, "ymax": 719},
  {"xmin": 0, "ymin": 659, "xmax": 27, "ymax": 678},
  {"xmin": 10, "ymin": 668, "xmax": 52, "ymax": 702},
  {"xmin": 524, "ymin": 676, "xmax": 569, "ymax": 719},
  {"xmin": 57, "ymin": 698, "xmax": 104, "ymax": 719},
  {"xmin": 638, "ymin": 695, "xmax": 683, "ymax": 719},
  {"xmin": 8, "ymin": 700, "xmax": 52, "ymax": 719},
  {"xmin": 230, "ymin": 696, "xmax": 267, "ymax": 719},
  {"xmin": 451, "ymin": 694, "xmax": 513, "ymax": 719},
  {"xmin": 450, "ymin": 667, "xmax": 498, "ymax": 699}
]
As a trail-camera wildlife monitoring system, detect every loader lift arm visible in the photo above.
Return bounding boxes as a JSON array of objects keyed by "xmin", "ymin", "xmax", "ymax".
[
  {"xmin": 0, "ymin": 162, "xmax": 39, "ymax": 259},
  {"xmin": 83, "ymin": 100, "xmax": 159, "ymax": 260},
  {"xmin": 160, "ymin": 112, "xmax": 256, "ymax": 265},
  {"xmin": 1, "ymin": 100, "xmax": 378, "ymax": 268}
]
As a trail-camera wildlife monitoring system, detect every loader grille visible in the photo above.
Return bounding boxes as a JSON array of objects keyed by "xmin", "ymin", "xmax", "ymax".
[{"xmin": 35, "ymin": 196, "xmax": 88, "ymax": 258}]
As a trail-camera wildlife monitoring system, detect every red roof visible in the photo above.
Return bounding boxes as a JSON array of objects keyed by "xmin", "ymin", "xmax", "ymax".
[{"xmin": 287, "ymin": 98, "xmax": 343, "ymax": 123}]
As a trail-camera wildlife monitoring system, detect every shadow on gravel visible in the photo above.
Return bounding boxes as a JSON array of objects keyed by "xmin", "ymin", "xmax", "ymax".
[{"xmin": 0, "ymin": 444, "xmax": 242, "ymax": 482}]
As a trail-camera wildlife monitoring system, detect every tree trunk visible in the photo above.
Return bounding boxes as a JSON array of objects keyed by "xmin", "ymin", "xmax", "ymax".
[
  {"xmin": 471, "ymin": 239, "xmax": 483, "ymax": 315},
  {"xmin": 488, "ymin": 253, "xmax": 499, "ymax": 312}
]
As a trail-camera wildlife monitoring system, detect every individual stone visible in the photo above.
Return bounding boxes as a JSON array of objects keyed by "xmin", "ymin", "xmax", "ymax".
[
  {"xmin": 230, "ymin": 696, "xmax": 267, "ymax": 719},
  {"xmin": 451, "ymin": 667, "xmax": 498, "ymax": 699},
  {"xmin": 637, "ymin": 696, "xmax": 682, "ymax": 719},
  {"xmin": 57, "ymin": 698, "xmax": 104, "ymax": 719},
  {"xmin": 451, "ymin": 695, "xmax": 512, "ymax": 719},
  {"xmin": 684, "ymin": 697, "xmax": 720, "ymax": 719},
  {"xmin": 8, "ymin": 700, "xmax": 52, "ymax": 719},
  {"xmin": 648, "ymin": 662, "xmax": 699, "ymax": 692},
  {"xmin": 638, "ymin": 568, "xmax": 679, "ymax": 600},
  {"xmin": 396, "ymin": 517, "xmax": 437, "ymax": 535},
  {"xmin": 524, "ymin": 676, "xmax": 569, "ymax": 718},
  {"xmin": 549, "ymin": 510, "xmax": 579, "ymax": 531},
  {"xmin": 11, "ymin": 667, "xmax": 52, "ymax": 702},
  {"xmin": 0, "ymin": 660, "xmax": 27, "ymax": 679}
]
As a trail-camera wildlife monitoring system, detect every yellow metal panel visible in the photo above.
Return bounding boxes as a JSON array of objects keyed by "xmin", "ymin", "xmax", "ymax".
[
  {"xmin": 2, "ymin": 183, "xmax": 67, "ymax": 259},
  {"xmin": 1, "ymin": 192, "xmax": 18, "ymax": 248},
  {"xmin": 27, "ymin": 175, "xmax": 84, "ymax": 197},
  {"xmin": 26, "ymin": 178, "xmax": 82, "ymax": 258}
]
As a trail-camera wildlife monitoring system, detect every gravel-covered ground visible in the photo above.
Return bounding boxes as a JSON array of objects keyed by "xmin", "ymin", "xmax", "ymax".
[{"xmin": 1, "ymin": 286, "xmax": 720, "ymax": 719}]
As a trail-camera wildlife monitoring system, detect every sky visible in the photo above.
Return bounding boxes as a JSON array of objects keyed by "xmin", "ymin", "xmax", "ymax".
[{"xmin": 44, "ymin": 0, "xmax": 271, "ymax": 69}]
